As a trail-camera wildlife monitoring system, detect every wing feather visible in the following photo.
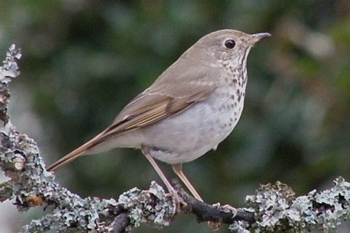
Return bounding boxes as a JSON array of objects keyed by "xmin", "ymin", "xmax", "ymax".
[{"xmin": 93, "ymin": 85, "xmax": 217, "ymax": 146}]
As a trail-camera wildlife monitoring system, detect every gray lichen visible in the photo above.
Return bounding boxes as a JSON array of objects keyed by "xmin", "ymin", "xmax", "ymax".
[
  {"xmin": 0, "ymin": 45, "xmax": 174, "ymax": 232},
  {"xmin": 118, "ymin": 181, "xmax": 174, "ymax": 228},
  {"xmin": 234, "ymin": 178, "xmax": 350, "ymax": 232}
]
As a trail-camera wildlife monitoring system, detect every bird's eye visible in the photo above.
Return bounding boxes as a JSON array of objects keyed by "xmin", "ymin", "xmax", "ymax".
[{"xmin": 224, "ymin": 39, "xmax": 236, "ymax": 49}]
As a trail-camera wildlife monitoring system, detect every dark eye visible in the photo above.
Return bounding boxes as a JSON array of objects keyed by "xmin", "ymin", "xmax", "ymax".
[{"xmin": 224, "ymin": 39, "xmax": 236, "ymax": 49}]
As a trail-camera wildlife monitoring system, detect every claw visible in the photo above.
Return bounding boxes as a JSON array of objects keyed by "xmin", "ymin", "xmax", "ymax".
[
  {"xmin": 221, "ymin": 204, "xmax": 237, "ymax": 216},
  {"xmin": 207, "ymin": 203, "xmax": 237, "ymax": 231},
  {"xmin": 167, "ymin": 189, "xmax": 186, "ymax": 213}
]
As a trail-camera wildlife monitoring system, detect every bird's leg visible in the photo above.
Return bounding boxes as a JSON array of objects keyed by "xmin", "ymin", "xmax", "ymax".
[
  {"xmin": 172, "ymin": 164, "xmax": 203, "ymax": 202},
  {"xmin": 141, "ymin": 146, "xmax": 185, "ymax": 212}
]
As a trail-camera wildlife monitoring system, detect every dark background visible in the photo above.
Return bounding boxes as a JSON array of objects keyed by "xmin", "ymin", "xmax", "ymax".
[{"xmin": 1, "ymin": 1, "xmax": 350, "ymax": 232}]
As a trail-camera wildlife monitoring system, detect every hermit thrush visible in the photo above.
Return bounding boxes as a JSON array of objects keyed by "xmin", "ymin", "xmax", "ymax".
[{"xmin": 47, "ymin": 29, "xmax": 270, "ymax": 206}]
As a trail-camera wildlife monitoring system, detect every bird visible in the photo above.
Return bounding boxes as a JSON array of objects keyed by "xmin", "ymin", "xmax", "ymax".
[{"xmin": 47, "ymin": 29, "xmax": 270, "ymax": 208}]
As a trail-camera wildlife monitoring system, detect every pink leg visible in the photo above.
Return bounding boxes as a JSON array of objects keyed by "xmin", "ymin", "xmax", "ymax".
[
  {"xmin": 141, "ymin": 146, "xmax": 185, "ymax": 211},
  {"xmin": 172, "ymin": 164, "xmax": 203, "ymax": 202}
]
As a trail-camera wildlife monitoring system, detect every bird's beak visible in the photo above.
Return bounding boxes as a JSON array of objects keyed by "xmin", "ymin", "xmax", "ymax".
[{"xmin": 249, "ymin": 32, "xmax": 271, "ymax": 44}]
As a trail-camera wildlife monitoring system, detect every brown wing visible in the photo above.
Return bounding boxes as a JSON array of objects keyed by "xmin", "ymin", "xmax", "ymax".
[
  {"xmin": 91, "ymin": 53, "xmax": 220, "ymax": 144},
  {"xmin": 94, "ymin": 77, "xmax": 218, "ymax": 144}
]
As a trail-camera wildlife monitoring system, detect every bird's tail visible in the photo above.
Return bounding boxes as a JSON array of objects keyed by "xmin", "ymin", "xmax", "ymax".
[
  {"xmin": 46, "ymin": 146, "xmax": 87, "ymax": 171},
  {"xmin": 47, "ymin": 131, "xmax": 106, "ymax": 171}
]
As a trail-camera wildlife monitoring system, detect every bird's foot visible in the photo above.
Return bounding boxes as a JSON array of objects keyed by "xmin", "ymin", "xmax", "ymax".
[
  {"xmin": 212, "ymin": 202, "xmax": 237, "ymax": 215},
  {"xmin": 208, "ymin": 203, "xmax": 237, "ymax": 231},
  {"xmin": 166, "ymin": 189, "xmax": 187, "ymax": 214}
]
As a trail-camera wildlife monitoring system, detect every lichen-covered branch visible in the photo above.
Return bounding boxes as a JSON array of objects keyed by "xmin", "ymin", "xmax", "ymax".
[
  {"xmin": 0, "ymin": 45, "xmax": 175, "ymax": 233},
  {"xmin": 230, "ymin": 178, "xmax": 350, "ymax": 233},
  {"xmin": 0, "ymin": 45, "xmax": 350, "ymax": 233}
]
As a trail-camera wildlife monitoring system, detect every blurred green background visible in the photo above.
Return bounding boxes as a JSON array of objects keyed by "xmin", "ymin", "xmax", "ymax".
[{"xmin": 1, "ymin": 0, "xmax": 350, "ymax": 232}]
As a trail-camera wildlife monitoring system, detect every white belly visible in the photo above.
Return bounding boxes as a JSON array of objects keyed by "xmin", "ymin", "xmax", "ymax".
[{"xmin": 140, "ymin": 85, "xmax": 245, "ymax": 164}]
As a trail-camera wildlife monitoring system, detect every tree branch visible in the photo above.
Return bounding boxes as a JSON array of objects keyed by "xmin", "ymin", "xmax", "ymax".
[{"xmin": 0, "ymin": 45, "xmax": 349, "ymax": 233}]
